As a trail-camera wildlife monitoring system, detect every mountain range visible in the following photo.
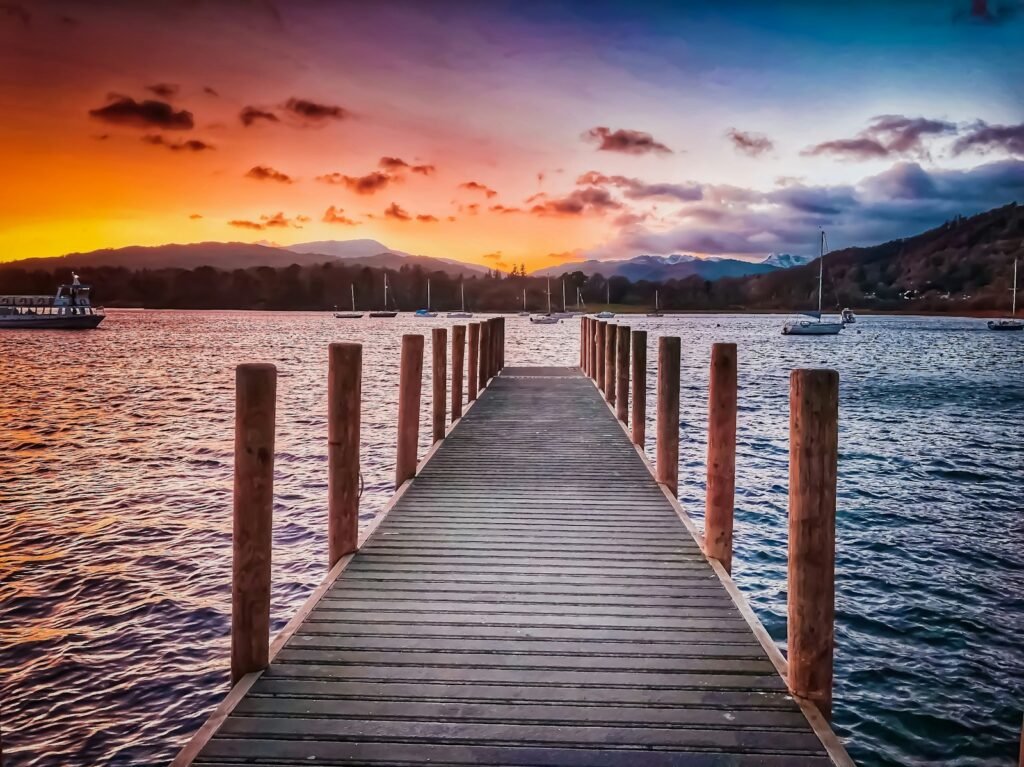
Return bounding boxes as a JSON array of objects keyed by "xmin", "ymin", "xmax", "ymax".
[{"xmin": 533, "ymin": 252, "xmax": 812, "ymax": 281}]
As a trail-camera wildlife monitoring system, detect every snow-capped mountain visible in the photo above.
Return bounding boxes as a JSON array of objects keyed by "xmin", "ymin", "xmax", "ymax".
[
  {"xmin": 534, "ymin": 253, "xmax": 775, "ymax": 281},
  {"xmin": 761, "ymin": 253, "xmax": 813, "ymax": 269}
]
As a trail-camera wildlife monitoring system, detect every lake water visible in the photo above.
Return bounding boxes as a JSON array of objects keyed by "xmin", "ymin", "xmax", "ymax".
[{"xmin": 1, "ymin": 310, "xmax": 1021, "ymax": 766}]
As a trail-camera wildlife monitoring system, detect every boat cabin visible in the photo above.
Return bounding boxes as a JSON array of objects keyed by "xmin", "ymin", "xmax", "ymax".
[{"xmin": 0, "ymin": 274, "xmax": 101, "ymax": 317}]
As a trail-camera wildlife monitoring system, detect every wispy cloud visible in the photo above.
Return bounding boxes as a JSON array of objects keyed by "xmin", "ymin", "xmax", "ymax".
[
  {"xmin": 953, "ymin": 121, "xmax": 1024, "ymax": 157},
  {"xmin": 89, "ymin": 96, "xmax": 193, "ymax": 130},
  {"xmin": 142, "ymin": 135, "xmax": 214, "ymax": 152},
  {"xmin": 317, "ymin": 170, "xmax": 394, "ymax": 194},
  {"xmin": 245, "ymin": 165, "xmax": 293, "ymax": 183},
  {"xmin": 323, "ymin": 205, "xmax": 359, "ymax": 225},
  {"xmin": 583, "ymin": 126, "xmax": 672, "ymax": 155},
  {"xmin": 240, "ymin": 106, "xmax": 279, "ymax": 126},
  {"xmin": 727, "ymin": 128, "xmax": 773, "ymax": 157},
  {"xmin": 459, "ymin": 181, "xmax": 497, "ymax": 198},
  {"xmin": 804, "ymin": 115, "xmax": 956, "ymax": 160}
]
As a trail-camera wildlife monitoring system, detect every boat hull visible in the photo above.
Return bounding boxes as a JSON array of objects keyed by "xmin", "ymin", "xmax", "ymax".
[
  {"xmin": 0, "ymin": 314, "xmax": 104, "ymax": 329},
  {"xmin": 782, "ymin": 321, "xmax": 843, "ymax": 336},
  {"xmin": 369, "ymin": 311, "xmax": 398, "ymax": 318},
  {"xmin": 987, "ymin": 320, "xmax": 1024, "ymax": 331},
  {"xmin": 334, "ymin": 312, "xmax": 364, "ymax": 319}
]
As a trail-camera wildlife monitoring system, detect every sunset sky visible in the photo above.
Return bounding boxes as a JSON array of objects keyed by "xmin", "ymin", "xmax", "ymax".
[{"xmin": 1, "ymin": 0, "xmax": 1023, "ymax": 270}]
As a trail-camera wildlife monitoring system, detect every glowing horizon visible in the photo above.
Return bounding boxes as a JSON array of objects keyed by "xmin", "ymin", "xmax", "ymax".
[{"xmin": 2, "ymin": 1, "xmax": 1022, "ymax": 271}]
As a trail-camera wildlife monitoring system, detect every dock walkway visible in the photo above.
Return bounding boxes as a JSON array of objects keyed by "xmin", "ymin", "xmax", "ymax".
[{"xmin": 185, "ymin": 366, "xmax": 849, "ymax": 765}]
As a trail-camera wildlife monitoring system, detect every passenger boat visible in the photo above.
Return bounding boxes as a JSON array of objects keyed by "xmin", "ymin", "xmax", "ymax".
[
  {"xmin": 334, "ymin": 285, "xmax": 364, "ymax": 319},
  {"xmin": 782, "ymin": 232, "xmax": 844, "ymax": 336},
  {"xmin": 0, "ymin": 274, "xmax": 105, "ymax": 329},
  {"xmin": 369, "ymin": 274, "xmax": 398, "ymax": 318},
  {"xmin": 988, "ymin": 258, "xmax": 1022, "ymax": 331}
]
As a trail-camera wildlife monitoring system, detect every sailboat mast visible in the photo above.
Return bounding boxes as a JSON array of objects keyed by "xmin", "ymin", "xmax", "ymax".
[
  {"xmin": 562, "ymin": 280, "xmax": 567, "ymax": 312},
  {"xmin": 1014, "ymin": 258, "xmax": 1018, "ymax": 317},
  {"xmin": 546, "ymin": 279, "xmax": 552, "ymax": 314},
  {"xmin": 427, "ymin": 279, "xmax": 431, "ymax": 310},
  {"xmin": 461, "ymin": 282, "xmax": 465, "ymax": 312},
  {"xmin": 818, "ymin": 231, "xmax": 825, "ymax": 316},
  {"xmin": 384, "ymin": 274, "xmax": 389, "ymax": 308},
  {"xmin": 351, "ymin": 284, "xmax": 356, "ymax": 312},
  {"xmin": 523, "ymin": 288, "xmax": 526, "ymax": 311}
]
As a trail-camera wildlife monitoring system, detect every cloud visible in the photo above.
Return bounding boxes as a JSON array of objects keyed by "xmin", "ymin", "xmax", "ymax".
[
  {"xmin": 482, "ymin": 251, "xmax": 502, "ymax": 261},
  {"xmin": 189, "ymin": 213, "xmax": 203, "ymax": 220},
  {"xmin": 145, "ymin": 83, "xmax": 179, "ymax": 99},
  {"xmin": 612, "ymin": 212, "xmax": 650, "ymax": 227},
  {"xmin": 577, "ymin": 171, "xmax": 702, "ymax": 202},
  {"xmin": 952, "ymin": 121, "xmax": 1024, "ymax": 157},
  {"xmin": 586, "ymin": 159, "xmax": 1024, "ymax": 260},
  {"xmin": 203, "ymin": 86, "xmax": 219, "ymax": 97},
  {"xmin": 459, "ymin": 181, "xmax": 497, "ymax": 198},
  {"xmin": 89, "ymin": 96, "xmax": 193, "ymax": 130},
  {"xmin": 583, "ymin": 126, "xmax": 672, "ymax": 155},
  {"xmin": 142, "ymin": 135, "xmax": 214, "ymax": 152},
  {"xmin": 245, "ymin": 165, "xmax": 293, "ymax": 183},
  {"xmin": 0, "ymin": 3, "xmax": 30, "ymax": 26},
  {"xmin": 379, "ymin": 156, "xmax": 435, "ymax": 175},
  {"xmin": 228, "ymin": 212, "xmax": 297, "ymax": 230},
  {"xmin": 384, "ymin": 202, "xmax": 411, "ymax": 221},
  {"xmin": 317, "ymin": 170, "xmax": 394, "ymax": 194},
  {"xmin": 530, "ymin": 187, "xmax": 623, "ymax": 216},
  {"xmin": 804, "ymin": 115, "xmax": 956, "ymax": 160},
  {"xmin": 240, "ymin": 106, "xmax": 279, "ymax": 126},
  {"xmin": 282, "ymin": 97, "xmax": 350, "ymax": 123},
  {"xmin": 727, "ymin": 129, "xmax": 774, "ymax": 157},
  {"xmin": 953, "ymin": 0, "xmax": 1023, "ymax": 24},
  {"xmin": 416, "ymin": 214, "xmax": 439, "ymax": 222},
  {"xmin": 323, "ymin": 206, "xmax": 358, "ymax": 225},
  {"xmin": 489, "ymin": 204, "xmax": 521, "ymax": 214}
]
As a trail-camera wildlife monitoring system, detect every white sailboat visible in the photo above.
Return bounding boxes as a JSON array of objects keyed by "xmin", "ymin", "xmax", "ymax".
[
  {"xmin": 576, "ymin": 287, "xmax": 587, "ymax": 314},
  {"xmin": 782, "ymin": 232, "xmax": 843, "ymax": 336},
  {"xmin": 517, "ymin": 288, "xmax": 530, "ymax": 317},
  {"xmin": 595, "ymin": 282, "xmax": 615, "ymax": 319},
  {"xmin": 447, "ymin": 282, "xmax": 473, "ymax": 318},
  {"xmin": 988, "ymin": 257, "xmax": 1023, "ymax": 331},
  {"xmin": 530, "ymin": 279, "xmax": 560, "ymax": 324},
  {"xmin": 553, "ymin": 280, "xmax": 578, "ymax": 318},
  {"xmin": 369, "ymin": 274, "xmax": 398, "ymax": 318},
  {"xmin": 334, "ymin": 284, "xmax": 364, "ymax": 318},
  {"xmin": 646, "ymin": 289, "xmax": 663, "ymax": 318},
  {"xmin": 415, "ymin": 279, "xmax": 438, "ymax": 318}
]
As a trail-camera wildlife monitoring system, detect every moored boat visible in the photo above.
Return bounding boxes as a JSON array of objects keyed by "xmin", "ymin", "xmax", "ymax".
[
  {"xmin": 0, "ymin": 274, "xmax": 105, "ymax": 329},
  {"xmin": 370, "ymin": 274, "xmax": 399, "ymax": 317},
  {"xmin": 334, "ymin": 284, "xmax": 364, "ymax": 319},
  {"xmin": 988, "ymin": 258, "xmax": 1022, "ymax": 331},
  {"xmin": 447, "ymin": 283, "xmax": 473, "ymax": 318},
  {"xmin": 782, "ymin": 232, "xmax": 843, "ymax": 336}
]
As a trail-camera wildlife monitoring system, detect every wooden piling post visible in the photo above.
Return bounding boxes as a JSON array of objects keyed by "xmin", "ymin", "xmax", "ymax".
[
  {"xmin": 467, "ymin": 322, "xmax": 479, "ymax": 402},
  {"xmin": 656, "ymin": 336, "xmax": 680, "ymax": 496},
  {"xmin": 498, "ymin": 317, "xmax": 505, "ymax": 371},
  {"xmin": 704, "ymin": 343, "xmax": 738, "ymax": 573},
  {"xmin": 231, "ymin": 362, "xmax": 276, "ymax": 685},
  {"xmin": 585, "ymin": 318, "xmax": 593, "ymax": 375},
  {"xmin": 604, "ymin": 324, "xmax": 616, "ymax": 403},
  {"xmin": 479, "ymin": 319, "xmax": 491, "ymax": 389},
  {"xmin": 431, "ymin": 328, "xmax": 447, "ymax": 443},
  {"xmin": 631, "ymin": 330, "xmax": 647, "ymax": 447},
  {"xmin": 595, "ymin": 322, "xmax": 606, "ymax": 387},
  {"xmin": 787, "ymin": 368, "xmax": 839, "ymax": 720},
  {"xmin": 615, "ymin": 325, "xmax": 630, "ymax": 423},
  {"xmin": 580, "ymin": 318, "xmax": 587, "ymax": 369},
  {"xmin": 327, "ymin": 343, "xmax": 361, "ymax": 569},
  {"xmin": 395, "ymin": 334, "xmax": 424, "ymax": 488},
  {"xmin": 451, "ymin": 325, "xmax": 465, "ymax": 422}
]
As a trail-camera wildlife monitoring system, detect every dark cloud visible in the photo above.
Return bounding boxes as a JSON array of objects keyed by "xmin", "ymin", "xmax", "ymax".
[
  {"xmin": 203, "ymin": 86, "xmax": 219, "ymax": 97},
  {"xmin": 416, "ymin": 214, "xmax": 439, "ymax": 223},
  {"xmin": 577, "ymin": 172, "xmax": 702, "ymax": 202},
  {"xmin": 583, "ymin": 126, "xmax": 672, "ymax": 155},
  {"xmin": 189, "ymin": 213, "xmax": 203, "ymax": 220},
  {"xmin": 530, "ymin": 187, "xmax": 623, "ymax": 216},
  {"xmin": 245, "ymin": 165, "xmax": 293, "ymax": 183},
  {"xmin": 727, "ymin": 129, "xmax": 774, "ymax": 157},
  {"xmin": 378, "ymin": 156, "xmax": 434, "ymax": 175},
  {"xmin": 489, "ymin": 204, "xmax": 522, "ymax": 214},
  {"xmin": 0, "ymin": 3, "xmax": 29, "ymax": 26},
  {"xmin": 482, "ymin": 252, "xmax": 502, "ymax": 261},
  {"xmin": 283, "ymin": 98, "xmax": 350, "ymax": 123},
  {"xmin": 459, "ymin": 181, "xmax": 497, "ymax": 198},
  {"xmin": 384, "ymin": 203, "xmax": 411, "ymax": 221},
  {"xmin": 142, "ymin": 135, "xmax": 214, "ymax": 152},
  {"xmin": 317, "ymin": 171, "xmax": 394, "ymax": 194},
  {"xmin": 323, "ymin": 206, "xmax": 358, "ymax": 225},
  {"xmin": 240, "ymin": 106, "xmax": 279, "ymax": 126},
  {"xmin": 228, "ymin": 212, "xmax": 296, "ymax": 230},
  {"xmin": 146, "ymin": 83, "xmax": 179, "ymax": 99},
  {"xmin": 952, "ymin": 121, "xmax": 1024, "ymax": 157},
  {"xmin": 89, "ymin": 97, "xmax": 193, "ymax": 130},
  {"xmin": 805, "ymin": 115, "xmax": 956, "ymax": 159}
]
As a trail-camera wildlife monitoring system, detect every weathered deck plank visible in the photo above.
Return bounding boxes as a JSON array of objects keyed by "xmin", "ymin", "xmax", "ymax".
[{"xmin": 189, "ymin": 366, "xmax": 850, "ymax": 766}]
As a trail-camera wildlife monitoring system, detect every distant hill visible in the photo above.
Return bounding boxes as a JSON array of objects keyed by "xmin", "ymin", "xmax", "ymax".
[
  {"xmin": 535, "ymin": 253, "xmax": 778, "ymax": 281},
  {"xmin": 761, "ymin": 253, "xmax": 814, "ymax": 269},
  {"xmin": 3, "ymin": 239, "xmax": 487, "ymax": 278}
]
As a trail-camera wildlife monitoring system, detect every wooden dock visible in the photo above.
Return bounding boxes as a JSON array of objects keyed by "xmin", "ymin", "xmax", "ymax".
[{"xmin": 177, "ymin": 329, "xmax": 854, "ymax": 765}]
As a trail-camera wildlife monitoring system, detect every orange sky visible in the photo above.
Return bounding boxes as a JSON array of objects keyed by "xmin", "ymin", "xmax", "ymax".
[{"xmin": 1, "ymin": 1, "xmax": 1021, "ymax": 271}]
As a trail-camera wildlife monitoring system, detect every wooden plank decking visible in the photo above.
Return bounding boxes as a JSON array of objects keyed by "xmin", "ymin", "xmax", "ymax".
[{"xmin": 185, "ymin": 366, "xmax": 852, "ymax": 766}]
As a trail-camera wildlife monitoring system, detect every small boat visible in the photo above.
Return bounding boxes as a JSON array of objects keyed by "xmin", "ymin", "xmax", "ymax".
[
  {"xmin": 988, "ymin": 258, "xmax": 1023, "ymax": 331},
  {"xmin": 517, "ymin": 288, "xmax": 529, "ymax": 317},
  {"xmin": 594, "ymin": 282, "xmax": 615, "ymax": 319},
  {"xmin": 646, "ymin": 289, "xmax": 663, "ymax": 317},
  {"xmin": 531, "ymin": 279, "xmax": 561, "ymax": 324},
  {"xmin": 334, "ymin": 284, "xmax": 364, "ymax": 319},
  {"xmin": 447, "ymin": 283, "xmax": 473, "ymax": 318},
  {"xmin": 415, "ymin": 279, "xmax": 438, "ymax": 318},
  {"xmin": 369, "ymin": 274, "xmax": 398, "ymax": 318},
  {"xmin": 840, "ymin": 308, "xmax": 856, "ymax": 325},
  {"xmin": 782, "ymin": 232, "xmax": 844, "ymax": 336},
  {"xmin": 0, "ymin": 273, "xmax": 105, "ymax": 329}
]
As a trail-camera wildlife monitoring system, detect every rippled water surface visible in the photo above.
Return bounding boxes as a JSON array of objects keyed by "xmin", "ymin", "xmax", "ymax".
[{"xmin": 1, "ymin": 310, "xmax": 1022, "ymax": 766}]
